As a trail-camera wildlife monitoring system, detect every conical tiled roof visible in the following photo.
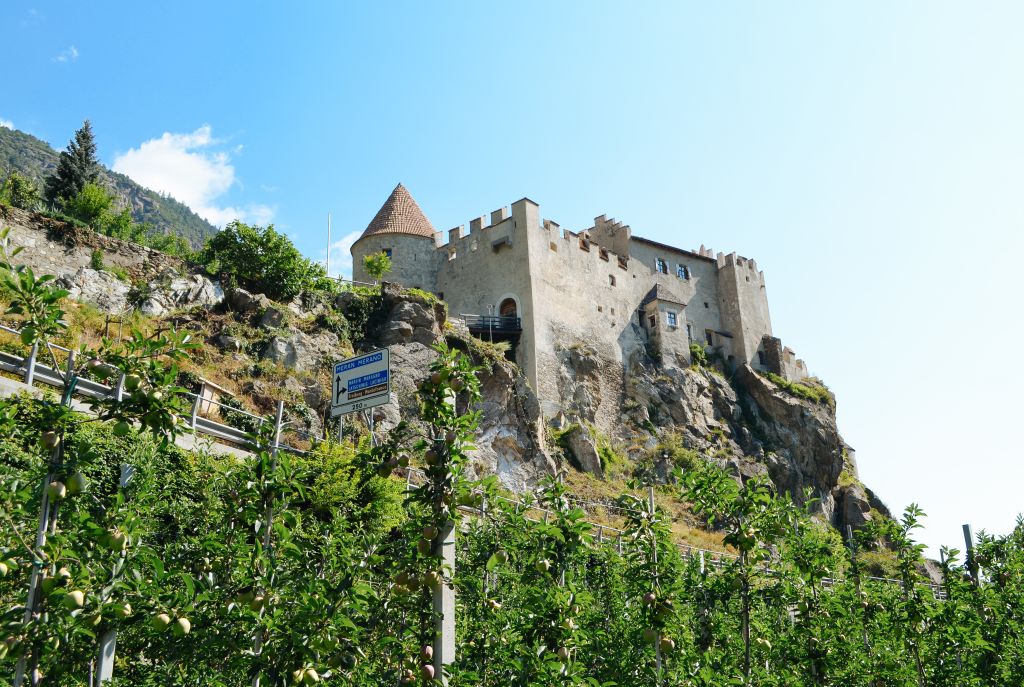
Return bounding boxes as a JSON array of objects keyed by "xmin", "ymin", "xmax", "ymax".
[{"xmin": 359, "ymin": 183, "xmax": 435, "ymax": 240}]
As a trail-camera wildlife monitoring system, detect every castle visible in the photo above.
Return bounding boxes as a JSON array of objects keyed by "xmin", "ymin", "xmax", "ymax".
[{"xmin": 352, "ymin": 184, "xmax": 808, "ymax": 420}]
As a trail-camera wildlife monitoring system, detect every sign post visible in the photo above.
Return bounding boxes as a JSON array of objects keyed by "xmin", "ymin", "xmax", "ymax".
[{"xmin": 331, "ymin": 348, "xmax": 391, "ymax": 422}]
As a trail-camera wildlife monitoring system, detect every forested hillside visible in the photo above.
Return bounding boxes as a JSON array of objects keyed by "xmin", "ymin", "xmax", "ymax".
[{"xmin": 0, "ymin": 125, "xmax": 217, "ymax": 249}]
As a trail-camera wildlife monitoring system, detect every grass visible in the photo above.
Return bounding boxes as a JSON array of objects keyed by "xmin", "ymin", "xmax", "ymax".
[{"xmin": 763, "ymin": 371, "xmax": 835, "ymax": 408}]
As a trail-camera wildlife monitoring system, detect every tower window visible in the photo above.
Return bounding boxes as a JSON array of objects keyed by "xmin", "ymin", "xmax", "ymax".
[
  {"xmin": 608, "ymin": 275, "xmax": 616, "ymax": 286},
  {"xmin": 705, "ymin": 329, "xmax": 714, "ymax": 346},
  {"xmin": 676, "ymin": 264, "xmax": 689, "ymax": 280},
  {"xmin": 757, "ymin": 350, "xmax": 766, "ymax": 365},
  {"xmin": 648, "ymin": 316, "xmax": 656, "ymax": 328},
  {"xmin": 686, "ymin": 324, "xmax": 693, "ymax": 342},
  {"xmin": 655, "ymin": 257, "xmax": 668, "ymax": 274},
  {"xmin": 666, "ymin": 311, "xmax": 678, "ymax": 327}
]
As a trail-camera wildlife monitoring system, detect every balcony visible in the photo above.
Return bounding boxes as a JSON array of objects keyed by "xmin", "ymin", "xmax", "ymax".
[{"xmin": 464, "ymin": 315, "xmax": 522, "ymax": 338}]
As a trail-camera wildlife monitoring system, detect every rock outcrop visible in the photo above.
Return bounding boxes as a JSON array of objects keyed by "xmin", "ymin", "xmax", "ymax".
[{"xmin": 619, "ymin": 357, "xmax": 888, "ymax": 531}]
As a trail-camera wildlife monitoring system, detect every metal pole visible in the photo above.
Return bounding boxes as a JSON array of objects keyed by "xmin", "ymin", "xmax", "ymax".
[
  {"xmin": 24, "ymin": 342, "xmax": 38, "ymax": 386},
  {"xmin": 648, "ymin": 486, "xmax": 662, "ymax": 684},
  {"xmin": 190, "ymin": 393, "xmax": 201, "ymax": 429},
  {"xmin": 962, "ymin": 524, "xmax": 979, "ymax": 587},
  {"xmin": 95, "ymin": 464, "xmax": 134, "ymax": 684}
]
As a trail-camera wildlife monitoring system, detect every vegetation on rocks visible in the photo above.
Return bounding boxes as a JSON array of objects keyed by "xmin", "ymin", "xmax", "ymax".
[{"xmin": 763, "ymin": 371, "xmax": 835, "ymax": 408}]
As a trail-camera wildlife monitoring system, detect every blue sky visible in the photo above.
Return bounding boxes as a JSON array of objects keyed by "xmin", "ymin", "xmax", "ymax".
[{"xmin": 3, "ymin": 2, "xmax": 1022, "ymax": 555}]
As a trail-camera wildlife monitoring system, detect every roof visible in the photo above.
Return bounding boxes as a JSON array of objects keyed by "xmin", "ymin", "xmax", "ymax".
[
  {"xmin": 641, "ymin": 284, "xmax": 687, "ymax": 307},
  {"xmin": 359, "ymin": 183, "xmax": 435, "ymax": 240},
  {"xmin": 631, "ymin": 235, "xmax": 716, "ymax": 263}
]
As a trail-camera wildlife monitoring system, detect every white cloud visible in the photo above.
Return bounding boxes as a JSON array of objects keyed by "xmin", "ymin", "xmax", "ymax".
[
  {"xmin": 0, "ymin": 118, "xmax": 12, "ymax": 130},
  {"xmin": 112, "ymin": 125, "xmax": 273, "ymax": 227},
  {"xmin": 321, "ymin": 230, "xmax": 362, "ymax": 279},
  {"xmin": 53, "ymin": 45, "xmax": 78, "ymax": 63}
]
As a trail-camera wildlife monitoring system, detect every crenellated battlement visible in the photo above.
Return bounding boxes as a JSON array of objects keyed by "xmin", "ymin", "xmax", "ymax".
[{"xmin": 716, "ymin": 251, "xmax": 765, "ymax": 283}]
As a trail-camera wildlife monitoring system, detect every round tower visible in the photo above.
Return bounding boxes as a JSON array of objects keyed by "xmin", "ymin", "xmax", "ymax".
[{"xmin": 351, "ymin": 183, "xmax": 438, "ymax": 290}]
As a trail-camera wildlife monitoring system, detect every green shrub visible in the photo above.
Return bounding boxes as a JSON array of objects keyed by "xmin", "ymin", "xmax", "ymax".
[
  {"xmin": 200, "ymin": 220, "xmax": 329, "ymax": 301},
  {"xmin": 689, "ymin": 342, "xmax": 708, "ymax": 367},
  {"xmin": 89, "ymin": 248, "xmax": 105, "ymax": 271},
  {"xmin": 763, "ymin": 371, "xmax": 835, "ymax": 408}
]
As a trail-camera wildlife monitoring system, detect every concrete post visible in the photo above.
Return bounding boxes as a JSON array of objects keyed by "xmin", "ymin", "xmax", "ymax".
[{"xmin": 432, "ymin": 521, "xmax": 456, "ymax": 683}]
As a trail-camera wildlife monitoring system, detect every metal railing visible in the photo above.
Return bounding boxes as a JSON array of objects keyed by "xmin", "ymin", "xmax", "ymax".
[
  {"xmin": 461, "ymin": 314, "xmax": 522, "ymax": 333},
  {"xmin": 0, "ymin": 323, "xmax": 290, "ymax": 453}
]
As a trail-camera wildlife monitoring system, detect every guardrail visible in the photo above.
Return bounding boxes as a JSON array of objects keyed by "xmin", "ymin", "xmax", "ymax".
[{"xmin": 0, "ymin": 324, "xmax": 288, "ymax": 453}]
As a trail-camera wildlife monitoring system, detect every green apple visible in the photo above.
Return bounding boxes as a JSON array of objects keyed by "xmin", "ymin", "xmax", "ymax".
[
  {"xmin": 66, "ymin": 472, "xmax": 88, "ymax": 495},
  {"xmin": 172, "ymin": 617, "xmax": 191, "ymax": 637},
  {"xmin": 151, "ymin": 613, "xmax": 171, "ymax": 630},
  {"xmin": 47, "ymin": 481, "xmax": 66, "ymax": 500},
  {"xmin": 112, "ymin": 421, "xmax": 131, "ymax": 437},
  {"xmin": 65, "ymin": 590, "xmax": 85, "ymax": 609},
  {"xmin": 41, "ymin": 431, "xmax": 60, "ymax": 450}
]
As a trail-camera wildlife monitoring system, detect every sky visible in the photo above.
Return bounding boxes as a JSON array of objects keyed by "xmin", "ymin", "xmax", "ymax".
[{"xmin": 2, "ymin": 1, "xmax": 1022, "ymax": 556}]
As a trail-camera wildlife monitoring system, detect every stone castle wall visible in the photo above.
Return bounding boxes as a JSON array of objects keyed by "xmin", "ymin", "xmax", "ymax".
[{"xmin": 350, "ymin": 192, "xmax": 810, "ymax": 434}]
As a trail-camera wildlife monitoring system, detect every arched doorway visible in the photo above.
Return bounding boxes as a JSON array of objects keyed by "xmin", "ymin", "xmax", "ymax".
[{"xmin": 499, "ymin": 298, "xmax": 518, "ymax": 318}]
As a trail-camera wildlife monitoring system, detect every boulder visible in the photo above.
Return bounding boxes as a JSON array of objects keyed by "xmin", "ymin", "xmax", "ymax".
[
  {"xmin": 564, "ymin": 424, "xmax": 603, "ymax": 477},
  {"xmin": 213, "ymin": 332, "xmax": 245, "ymax": 353},
  {"xmin": 262, "ymin": 334, "xmax": 317, "ymax": 373},
  {"xmin": 260, "ymin": 328, "xmax": 340, "ymax": 373},
  {"xmin": 228, "ymin": 288, "xmax": 271, "ymax": 314},
  {"xmin": 57, "ymin": 268, "xmax": 131, "ymax": 313},
  {"xmin": 139, "ymin": 274, "xmax": 223, "ymax": 316},
  {"xmin": 258, "ymin": 305, "xmax": 287, "ymax": 329}
]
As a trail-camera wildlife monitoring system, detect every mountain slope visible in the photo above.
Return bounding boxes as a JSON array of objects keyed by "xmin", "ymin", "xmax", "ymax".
[{"xmin": 0, "ymin": 125, "xmax": 218, "ymax": 249}]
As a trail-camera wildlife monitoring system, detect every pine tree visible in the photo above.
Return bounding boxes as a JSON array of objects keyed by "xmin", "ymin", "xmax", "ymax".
[{"xmin": 44, "ymin": 120, "xmax": 100, "ymax": 206}]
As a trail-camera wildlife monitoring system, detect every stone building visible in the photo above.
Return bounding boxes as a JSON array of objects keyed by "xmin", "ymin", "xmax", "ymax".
[{"xmin": 352, "ymin": 184, "xmax": 808, "ymax": 420}]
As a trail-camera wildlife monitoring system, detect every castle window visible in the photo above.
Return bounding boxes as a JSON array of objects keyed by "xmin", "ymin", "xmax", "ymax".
[
  {"xmin": 705, "ymin": 329, "xmax": 714, "ymax": 345},
  {"xmin": 549, "ymin": 241, "xmax": 558, "ymax": 252},
  {"xmin": 597, "ymin": 305, "xmax": 603, "ymax": 312},
  {"xmin": 655, "ymin": 257, "xmax": 668, "ymax": 274},
  {"xmin": 703, "ymin": 302, "xmax": 709, "ymax": 309},
  {"xmin": 666, "ymin": 311, "xmax": 678, "ymax": 327},
  {"xmin": 686, "ymin": 324, "xmax": 693, "ymax": 343},
  {"xmin": 438, "ymin": 292, "xmax": 444, "ymax": 301},
  {"xmin": 448, "ymin": 250, "xmax": 456, "ymax": 261},
  {"xmin": 579, "ymin": 239, "xmax": 590, "ymax": 252},
  {"xmin": 648, "ymin": 316, "xmax": 656, "ymax": 328},
  {"xmin": 676, "ymin": 264, "xmax": 689, "ymax": 280},
  {"xmin": 757, "ymin": 350, "xmax": 766, "ymax": 365},
  {"xmin": 608, "ymin": 275, "xmax": 616, "ymax": 286},
  {"xmin": 599, "ymin": 247, "xmax": 609, "ymax": 261}
]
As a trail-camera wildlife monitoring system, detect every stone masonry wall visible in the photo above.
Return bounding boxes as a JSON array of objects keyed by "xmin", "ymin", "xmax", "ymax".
[{"xmin": 0, "ymin": 206, "xmax": 183, "ymax": 280}]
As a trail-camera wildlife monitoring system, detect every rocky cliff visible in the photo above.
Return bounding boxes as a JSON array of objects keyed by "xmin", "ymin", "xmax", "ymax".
[{"xmin": 0, "ymin": 209, "xmax": 887, "ymax": 534}]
